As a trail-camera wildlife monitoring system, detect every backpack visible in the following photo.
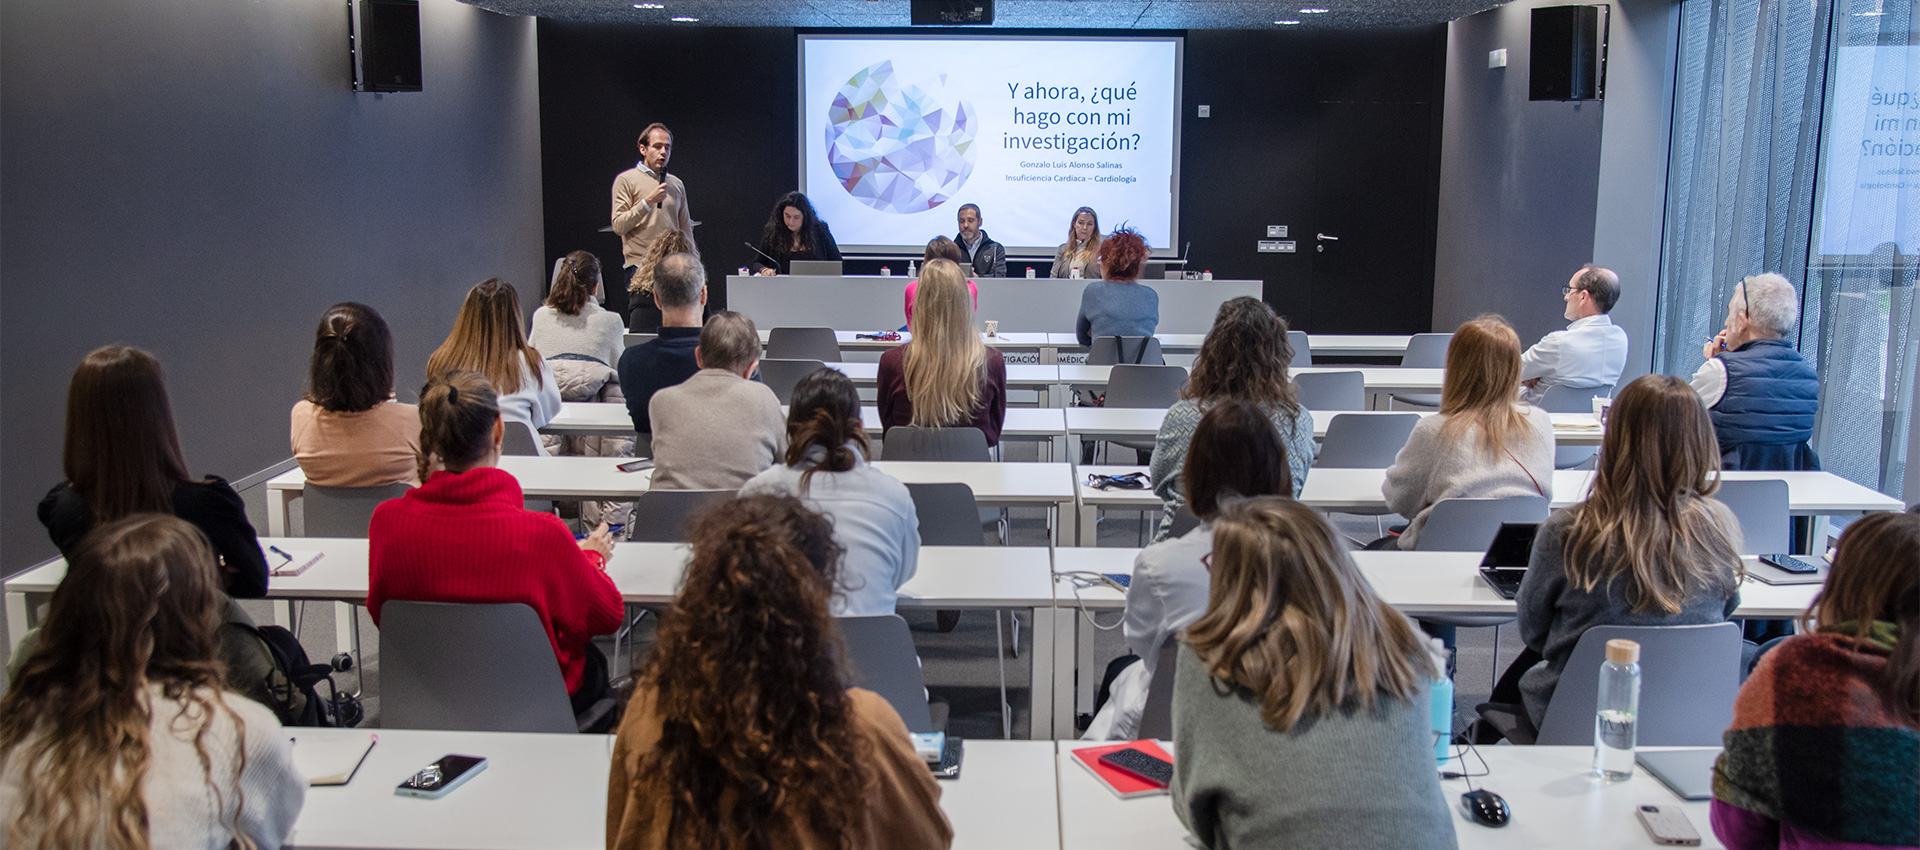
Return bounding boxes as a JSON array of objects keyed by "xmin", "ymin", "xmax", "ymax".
[{"xmin": 219, "ymin": 615, "xmax": 363, "ymax": 728}]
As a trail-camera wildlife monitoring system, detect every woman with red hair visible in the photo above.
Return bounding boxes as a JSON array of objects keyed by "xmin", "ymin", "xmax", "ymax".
[{"xmin": 1074, "ymin": 226, "xmax": 1159, "ymax": 346}]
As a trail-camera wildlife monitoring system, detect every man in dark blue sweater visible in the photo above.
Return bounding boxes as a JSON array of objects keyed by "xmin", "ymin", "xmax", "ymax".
[
  {"xmin": 1690, "ymin": 272, "xmax": 1820, "ymax": 471},
  {"xmin": 617, "ymin": 253, "xmax": 707, "ymax": 451}
]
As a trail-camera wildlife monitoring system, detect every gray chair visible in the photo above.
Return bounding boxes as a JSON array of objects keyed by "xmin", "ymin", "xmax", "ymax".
[
  {"xmin": 303, "ymin": 482, "xmax": 410, "ymax": 537},
  {"xmin": 1294, "ymin": 370, "xmax": 1366, "ymax": 411},
  {"xmin": 1087, "ymin": 335, "xmax": 1165, "ymax": 366},
  {"xmin": 767, "ymin": 326, "xmax": 841, "ymax": 362},
  {"xmin": 1137, "ymin": 637, "xmax": 1180, "ymax": 741},
  {"xmin": 1537, "ymin": 383, "xmax": 1608, "ymax": 469},
  {"xmin": 882, "ymin": 425, "xmax": 992, "ymax": 462},
  {"xmin": 501, "ymin": 421, "xmax": 553, "ymax": 514},
  {"xmin": 1532, "ymin": 623, "xmax": 1743, "ymax": 745},
  {"xmin": 1287, "ymin": 328, "xmax": 1311, "ymax": 368},
  {"xmin": 1415, "ymin": 496, "xmax": 1551, "ymax": 685},
  {"xmin": 756, "ymin": 359, "xmax": 827, "ymax": 404},
  {"xmin": 1391, "ymin": 332, "xmax": 1452, "ymax": 409},
  {"xmin": 1097, "ymin": 364, "xmax": 1189, "ymax": 464},
  {"xmin": 1711, "ymin": 479, "xmax": 1791, "ymax": 555},
  {"xmin": 837, "ymin": 614, "xmax": 935, "ymax": 733},
  {"xmin": 1165, "ymin": 505, "xmax": 1202, "ymax": 539},
  {"xmin": 627, "ymin": 489, "xmax": 735, "ymax": 542},
  {"xmin": 379, "ymin": 600, "xmax": 611, "ymax": 733},
  {"xmin": 1315, "ymin": 414, "xmax": 1420, "ymax": 469},
  {"xmin": 902, "ymin": 482, "xmax": 1015, "ymax": 735}
]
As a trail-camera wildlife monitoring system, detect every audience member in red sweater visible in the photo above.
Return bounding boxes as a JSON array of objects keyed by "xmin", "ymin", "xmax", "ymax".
[{"xmin": 368, "ymin": 369, "xmax": 623, "ymax": 725}]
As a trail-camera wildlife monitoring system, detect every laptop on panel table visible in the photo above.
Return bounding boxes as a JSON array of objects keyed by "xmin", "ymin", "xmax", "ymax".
[{"xmin": 790, "ymin": 260, "xmax": 843, "ymax": 276}]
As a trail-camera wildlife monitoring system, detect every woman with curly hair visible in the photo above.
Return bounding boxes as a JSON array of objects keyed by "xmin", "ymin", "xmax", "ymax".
[
  {"xmin": 1074, "ymin": 225, "xmax": 1158, "ymax": 346},
  {"xmin": 606, "ymin": 494, "xmax": 951, "ymax": 850},
  {"xmin": 752, "ymin": 191, "xmax": 842, "ymax": 276},
  {"xmin": 0, "ymin": 514, "xmax": 305, "ymax": 849},
  {"xmin": 1147, "ymin": 296, "xmax": 1314, "ymax": 541}
]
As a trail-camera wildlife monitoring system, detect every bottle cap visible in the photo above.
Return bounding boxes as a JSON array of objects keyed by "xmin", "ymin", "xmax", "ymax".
[{"xmin": 1605, "ymin": 639, "xmax": 1640, "ymax": 663}]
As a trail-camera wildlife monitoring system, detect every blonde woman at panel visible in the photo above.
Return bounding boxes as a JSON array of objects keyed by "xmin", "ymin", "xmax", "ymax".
[
  {"xmin": 876, "ymin": 259, "xmax": 1008, "ymax": 448},
  {"xmin": 1050, "ymin": 206, "xmax": 1104, "ymax": 279}
]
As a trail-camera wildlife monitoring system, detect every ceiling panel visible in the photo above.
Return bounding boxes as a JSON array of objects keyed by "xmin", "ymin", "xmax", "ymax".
[{"xmin": 462, "ymin": 0, "xmax": 1508, "ymax": 28}]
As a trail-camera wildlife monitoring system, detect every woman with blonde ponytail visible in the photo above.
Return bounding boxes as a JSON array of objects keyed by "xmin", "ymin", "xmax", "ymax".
[
  {"xmin": 876, "ymin": 258, "xmax": 1007, "ymax": 447},
  {"xmin": 606, "ymin": 494, "xmax": 950, "ymax": 850},
  {"xmin": 0, "ymin": 514, "xmax": 305, "ymax": 849},
  {"xmin": 741, "ymin": 368, "xmax": 920, "ymax": 616}
]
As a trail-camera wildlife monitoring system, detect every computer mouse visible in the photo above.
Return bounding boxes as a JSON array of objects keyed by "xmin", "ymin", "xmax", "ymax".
[{"xmin": 1460, "ymin": 789, "xmax": 1510, "ymax": 827}]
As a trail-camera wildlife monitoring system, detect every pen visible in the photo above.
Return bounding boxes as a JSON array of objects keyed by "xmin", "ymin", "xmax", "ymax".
[{"xmin": 267, "ymin": 544, "xmax": 294, "ymax": 563}]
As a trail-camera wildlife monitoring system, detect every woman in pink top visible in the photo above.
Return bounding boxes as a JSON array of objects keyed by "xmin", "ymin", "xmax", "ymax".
[
  {"xmin": 290, "ymin": 302, "xmax": 421, "ymax": 487},
  {"xmin": 903, "ymin": 236, "xmax": 978, "ymax": 323}
]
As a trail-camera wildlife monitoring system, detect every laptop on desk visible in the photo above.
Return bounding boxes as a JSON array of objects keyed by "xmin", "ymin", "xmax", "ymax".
[
  {"xmin": 1477, "ymin": 522, "xmax": 1540, "ymax": 599},
  {"xmin": 789, "ymin": 260, "xmax": 843, "ymax": 276}
]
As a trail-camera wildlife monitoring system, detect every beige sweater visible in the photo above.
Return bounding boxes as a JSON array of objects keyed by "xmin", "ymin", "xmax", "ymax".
[
  {"xmin": 290, "ymin": 399, "xmax": 421, "ymax": 487},
  {"xmin": 1381, "ymin": 404, "xmax": 1556, "ymax": 548},
  {"xmin": 610, "ymin": 166, "xmax": 692, "ymax": 270},
  {"xmin": 646, "ymin": 368, "xmax": 786, "ymax": 491}
]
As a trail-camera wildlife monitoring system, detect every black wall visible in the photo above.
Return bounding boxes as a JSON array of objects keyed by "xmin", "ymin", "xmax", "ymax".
[{"xmin": 537, "ymin": 23, "xmax": 1445, "ymax": 333}]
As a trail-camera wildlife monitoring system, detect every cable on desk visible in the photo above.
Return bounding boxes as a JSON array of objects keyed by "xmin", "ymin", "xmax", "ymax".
[{"xmin": 1052, "ymin": 570, "xmax": 1127, "ymax": 631}]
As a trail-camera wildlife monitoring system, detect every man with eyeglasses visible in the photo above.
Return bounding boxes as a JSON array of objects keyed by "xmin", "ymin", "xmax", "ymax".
[
  {"xmin": 1690, "ymin": 272, "xmax": 1820, "ymax": 471},
  {"xmin": 1518, "ymin": 264, "xmax": 1628, "ymax": 404}
]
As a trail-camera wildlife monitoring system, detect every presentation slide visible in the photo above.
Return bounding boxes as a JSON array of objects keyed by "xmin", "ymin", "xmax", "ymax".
[
  {"xmin": 799, "ymin": 35, "xmax": 1183, "ymax": 260},
  {"xmin": 1817, "ymin": 44, "xmax": 1918, "ymax": 257}
]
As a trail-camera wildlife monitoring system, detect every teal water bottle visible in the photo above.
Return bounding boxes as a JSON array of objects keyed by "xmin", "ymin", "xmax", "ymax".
[{"xmin": 1430, "ymin": 641, "xmax": 1454, "ymax": 764}]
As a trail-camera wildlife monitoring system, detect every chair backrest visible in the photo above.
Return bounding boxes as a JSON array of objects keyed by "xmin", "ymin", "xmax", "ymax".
[
  {"xmin": 1165, "ymin": 506, "xmax": 1202, "ymax": 538},
  {"xmin": 303, "ymin": 482, "xmax": 411, "ymax": 538},
  {"xmin": 1535, "ymin": 622, "xmax": 1743, "ymax": 746},
  {"xmin": 628, "ymin": 489, "xmax": 736, "ymax": 542},
  {"xmin": 882, "ymin": 426, "xmax": 990, "ymax": 461},
  {"xmin": 905, "ymin": 482, "xmax": 986, "ymax": 546},
  {"xmin": 835, "ymin": 615, "xmax": 934, "ymax": 732},
  {"xmin": 1293, "ymin": 371, "xmax": 1367, "ymax": 412},
  {"xmin": 1138, "ymin": 637, "xmax": 1181, "ymax": 740},
  {"xmin": 1536, "ymin": 383, "xmax": 1607, "ymax": 413},
  {"xmin": 1087, "ymin": 336, "xmax": 1165, "ymax": 366},
  {"xmin": 1104, "ymin": 364, "xmax": 1189, "ymax": 409},
  {"xmin": 379, "ymin": 601, "xmax": 578, "ymax": 733},
  {"xmin": 767, "ymin": 326, "xmax": 841, "ymax": 362},
  {"xmin": 756, "ymin": 359, "xmax": 827, "ymax": 404},
  {"xmin": 1314, "ymin": 414, "xmax": 1421, "ymax": 469},
  {"xmin": 1413, "ymin": 496, "xmax": 1551, "ymax": 551},
  {"xmin": 1286, "ymin": 329, "xmax": 1311, "ymax": 368},
  {"xmin": 1710, "ymin": 479, "xmax": 1791, "ymax": 555},
  {"xmin": 1401, "ymin": 332, "xmax": 1453, "ymax": 368},
  {"xmin": 502, "ymin": 419, "xmax": 543, "ymax": 456}
]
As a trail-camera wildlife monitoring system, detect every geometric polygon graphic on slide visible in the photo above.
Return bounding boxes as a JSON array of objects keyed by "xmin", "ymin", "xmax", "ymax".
[{"xmin": 827, "ymin": 61, "xmax": 978, "ymax": 214}]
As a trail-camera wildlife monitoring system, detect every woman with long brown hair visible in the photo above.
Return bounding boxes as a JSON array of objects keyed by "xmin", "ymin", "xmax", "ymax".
[
  {"xmin": 292, "ymin": 301, "xmax": 420, "ymax": 487},
  {"xmin": 1498, "ymin": 374, "xmax": 1745, "ymax": 732},
  {"xmin": 40, "ymin": 345, "xmax": 270, "ymax": 598},
  {"xmin": 1051, "ymin": 206, "xmax": 1104, "ymax": 279},
  {"xmin": 1378, "ymin": 315, "xmax": 1555, "ymax": 549},
  {"xmin": 1175, "ymin": 496, "xmax": 1453, "ymax": 848},
  {"xmin": 1712, "ymin": 510, "xmax": 1919, "ymax": 849},
  {"xmin": 606, "ymin": 494, "xmax": 951, "ymax": 850},
  {"xmin": 1148, "ymin": 296, "xmax": 1315, "ymax": 541},
  {"xmin": 876, "ymin": 258, "xmax": 1008, "ymax": 448},
  {"xmin": 741, "ymin": 368, "xmax": 920, "ymax": 616},
  {"xmin": 0, "ymin": 514, "xmax": 305, "ymax": 849},
  {"xmin": 426, "ymin": 277, "xmax": 562, "ymax": 432}
]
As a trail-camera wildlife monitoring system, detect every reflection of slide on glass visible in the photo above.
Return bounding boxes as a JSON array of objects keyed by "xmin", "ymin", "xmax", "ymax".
[
  {"xmin": 826, "ymin": 61, "xmax": 979, "ymax": 214},
  {"xmin": 1817, "ymin": 44, "xmax": 1919, "ymax": 256}
]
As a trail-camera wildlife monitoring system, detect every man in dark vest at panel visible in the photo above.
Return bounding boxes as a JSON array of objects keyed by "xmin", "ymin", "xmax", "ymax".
[{"xmin": 1689, "ymin": 272, "xmax": 1821, "ymax": 471}]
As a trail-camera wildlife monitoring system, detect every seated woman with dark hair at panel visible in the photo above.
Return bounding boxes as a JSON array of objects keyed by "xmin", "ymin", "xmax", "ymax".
[
  {"xmin": 753, "ymin": 191, "xmax": 842, "ymax": 276},
  {"xmin": 427, "ymin": 277, "xmax": 563, "ymax": 433},
  {"xmin": 606, "ymin": 494, "xmax": 952, "ymax": 850},
  {"xmin": 742, "ymin": 368, "xmax": 920, "ymax": 617},
  {"xmin": 1483, "ymin": 374, "xmax": 1745, "ymax": 738},
  {"xmin": 532, "ymin": 250, "xmax": 636, "ymax": 530},
  {"xmin": 0, "ymin": 514, "xmax": 306, "ymax": 849},
  {"xmin": 1175, "ymin": 497, "xmax": 1455, "ymax": 850},
  {"xmin": 1378, "ymin": 315, "xmax": 1555, "ymax": 550},
  {"xmin": 40, "ymin": 345, "xmax": 270, "ymax": 598},
  {"xmin": 628, "ymin": 228, "xmax": 699, "ymax": 333},
  {"xmin": 1074, "ymin": 226, "xmax": 1158, "ymax": 346},
  {"xmin": 1084, "ymin": 399, "xmax": 1296, "ymax": 741},
  {"xmin": 876, "ymin": 259, "xmax": 1008, "ymax": 448},
  {"xmin": 1713, "ymin": 510, "xmax": 1920, "ymax": 850},
  {"xmin": 903, "ymin": 236, "xmax": 977, "ymax": 324},
  {"xmin": 1051, "ymin": 206, "xmax": 1104, "ymax": 280},
  {"xmin": 292, "ymin": 302, "xmax": 421, "ymax": 487},
  {"xmin": 1148, "ymin": 296, "xmax": 1314, "ymax": 542},
  {"xmin": 368, "ymin": 370, "xmax": 624, "ymax": 726}
]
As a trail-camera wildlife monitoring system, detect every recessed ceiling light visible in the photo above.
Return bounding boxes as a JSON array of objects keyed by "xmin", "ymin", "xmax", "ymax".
[
  {"xmin": 671, "ymin": 15, "xmax": 698, "ymax": 21},
  {"xmin": 1275, "ymin": 19, "xmax": 1302, "ymax": 24},
  {"xmin": 1300, "ymin": 7, "xmax": 1330, "ymax": 12},
  {"xmin": 632, "ymin": 2, "xmax": 663, "ymax": 7}
]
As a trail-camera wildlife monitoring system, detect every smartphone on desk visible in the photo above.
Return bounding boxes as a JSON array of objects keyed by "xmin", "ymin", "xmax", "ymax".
[
  {"xmin": 396, "ymin": 755, "xmax": 487, "ymax": 799},
  {"xmin": 1759, "ymin": 553, "xmax": 1821, "ymax": 574},
  {"xmin": 617, "ymin": 458, "xmax": 654, "ymax": 473}
]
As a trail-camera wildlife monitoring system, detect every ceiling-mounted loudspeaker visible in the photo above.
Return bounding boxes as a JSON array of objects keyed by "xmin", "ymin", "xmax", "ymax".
[
  {"xmin": 1530, "ymin": 5, "xmax": 1607, "ymax": 101},
  {"xmin": 911, "ymin": 0, "xmax": 994, "ymax": 25},
  {"xmin": 351, "ymin": 0, "xmax": 422, "ymax": 92}
]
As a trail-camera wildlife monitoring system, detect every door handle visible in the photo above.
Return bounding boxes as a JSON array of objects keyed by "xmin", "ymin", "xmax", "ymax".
[{"xmin": 1316, "ymin": 233, "xmax": 1339, "ymax": 241}]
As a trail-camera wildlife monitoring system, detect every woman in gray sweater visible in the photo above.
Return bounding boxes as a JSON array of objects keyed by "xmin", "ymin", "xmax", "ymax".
[
  {"xmin": 1380, "ymin": 315, "xmax": 1554, "ymax": 549},
  {"xmin": 1175, "ymin": 497, "xmax": 1455, "ymax": 850},
  {"xmin": 1502, "ymin": 374, "xmax": 1746, "ymax": 731}
]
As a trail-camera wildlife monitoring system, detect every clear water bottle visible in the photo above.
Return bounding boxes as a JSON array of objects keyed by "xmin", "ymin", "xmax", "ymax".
[
  {"xmin": 908, "ymin": 260, "xmax": 918, "ymax": 278},
  {"xmin": 1593, "ymin": 638, "xmax": 1640, "ymax": 780}
]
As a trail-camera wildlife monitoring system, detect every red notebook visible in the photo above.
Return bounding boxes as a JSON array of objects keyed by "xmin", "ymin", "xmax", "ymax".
[{"xmin": 1071, "ymin": 740, "xmax": 1175, "ymax": 798}]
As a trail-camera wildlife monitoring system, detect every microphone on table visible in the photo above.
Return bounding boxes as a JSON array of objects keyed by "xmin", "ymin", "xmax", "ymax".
[{"xmin": 744, "ymin": 242, "xmax": 782, "ymax": 272}]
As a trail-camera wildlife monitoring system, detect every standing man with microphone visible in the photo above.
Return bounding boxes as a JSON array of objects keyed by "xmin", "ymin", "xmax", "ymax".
[{"xmin": 613, "ymin": 123, "xmax": 693, "ymax": 331}]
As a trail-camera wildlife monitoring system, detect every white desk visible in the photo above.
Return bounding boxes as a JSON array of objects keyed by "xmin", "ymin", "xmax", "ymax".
[
  {"xmin": 1046, "ymin": 332, "xmax": 1412, "ymax": 360},
  {"xmin": 287, "ymin": 728, "xmax": 1058, "ymax": 850},
  {"xmin": 543, "ymin": 402, "xmax": 1068, "ymax": 443},
  {"xmin": 1057, "ymin": 365, "xmax": 1446, "ymax": 409},
  {"xmin": 1055, "ymin": 742, "xmax": 1729, "ymax": 849},
  {"xmin": 623, "ymin": 330, "xmax": 1055, "ymax": 354},
  {"xmin": 1062, "ymin": 408, "xmax": 1604, "ymax": 446}
]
